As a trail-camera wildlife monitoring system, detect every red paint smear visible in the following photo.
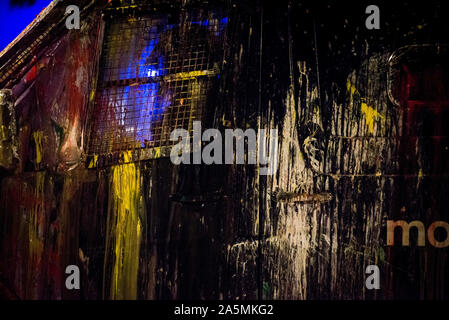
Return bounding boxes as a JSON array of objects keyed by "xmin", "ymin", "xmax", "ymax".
[{"xmin": 25, "ymin": 65, "xmax": 37, "ymax": 82}]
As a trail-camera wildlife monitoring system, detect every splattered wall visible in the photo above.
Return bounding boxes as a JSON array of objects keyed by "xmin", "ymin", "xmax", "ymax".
[{"xmin": 0, "ymin": 0, "xmax": 449, "ymax": 300}]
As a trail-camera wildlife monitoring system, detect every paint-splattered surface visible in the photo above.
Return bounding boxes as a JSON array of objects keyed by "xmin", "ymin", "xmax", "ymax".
[{"xmin": 0, "ymin": 0, "xmax": 449, "ymax": 300}]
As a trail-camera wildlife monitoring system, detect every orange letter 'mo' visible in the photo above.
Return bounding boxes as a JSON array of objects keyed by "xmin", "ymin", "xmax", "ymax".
[{"xmin": 387, "ymin": 220, "xmax": 425, "ymax": 246}]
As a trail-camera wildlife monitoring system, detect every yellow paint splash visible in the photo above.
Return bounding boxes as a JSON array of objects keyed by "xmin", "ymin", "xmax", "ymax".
[
  {"xmin": 346, "ymin": 79, "xmax": 357, "ymax": 104},
  {"xmin": 222, "ymin": 114, "xmax": 231, "ymax": 127},
  {"xmin": 167, "ymin": 69, "xmax": 213, "ymax": 81},
  {"xmin": 33, "ymin": 131, "xmax": 43, "ymax": 164},
  {"xmin": 346, "ymin": 80, "xmax": 384, "ymax": 134},
  {"xmin": 88, "ymin": 155, "xmax": 98, "ymax": 168},
  {"xmin": 361, "ymin": 102, "xmax": 384, "ymax": 134},
  {"xmin": 152, "ymin": 147, "xmax": 161, "ymax": 158},
  {"xmin": 108, "ymin": 151, "xmax": 143, "ymax": 299}
]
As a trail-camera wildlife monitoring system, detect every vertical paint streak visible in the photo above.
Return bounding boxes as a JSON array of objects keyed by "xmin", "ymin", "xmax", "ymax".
[
  {"xmin": 33, "ymin": 131, "xmax": 43, "ymax": 164},
  {"xmin": 27, "ymin": 171, "xmax": 45, "ymax": 298},
  {"xmin": 108, "ymin": 151, "xmax": 143, "ymax": 299}
]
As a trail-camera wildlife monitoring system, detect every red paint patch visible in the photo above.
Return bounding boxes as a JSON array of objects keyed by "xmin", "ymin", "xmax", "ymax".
[{"xmin": 25, "ymin": 65, "xmax": 37, "ymax": 83}]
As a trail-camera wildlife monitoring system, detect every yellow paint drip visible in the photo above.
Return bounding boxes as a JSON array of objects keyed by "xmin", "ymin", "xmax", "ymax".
[
  {"xmin": 108, "ymin": 151, "xmax": 143, "ymax": 299},
  {"xmin": 33, "ymin": 131, "xmax": 43, "ymax": 164},
  {"xmin": 0, "ymin": 125, "xmax": 7, "ymax": 141},
  {"xmin": 89, "ymin": 89, "xmax": 96, "ymax": 102}
]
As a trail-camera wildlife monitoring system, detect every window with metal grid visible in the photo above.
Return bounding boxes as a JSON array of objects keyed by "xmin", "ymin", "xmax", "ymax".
[{"xmin": 88, "ymin": 12, "xmax": 227, "ymax": 156}]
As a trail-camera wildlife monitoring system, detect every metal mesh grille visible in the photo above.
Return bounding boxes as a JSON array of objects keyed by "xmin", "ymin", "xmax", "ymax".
[{"xmin": 88, "ymin": 11, "xmax": 227, "ymax": 156}]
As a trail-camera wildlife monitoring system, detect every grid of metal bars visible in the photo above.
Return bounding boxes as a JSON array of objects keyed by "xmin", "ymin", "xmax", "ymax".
[{"xmin": 88, "ymin": 11, "xmax": 227, "ymax": 156}]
